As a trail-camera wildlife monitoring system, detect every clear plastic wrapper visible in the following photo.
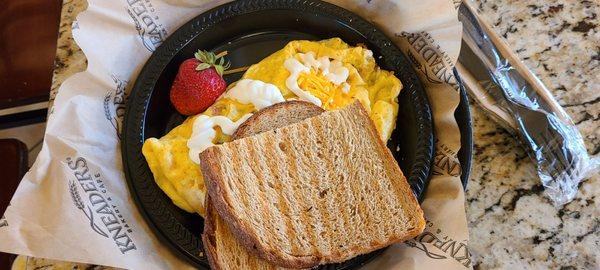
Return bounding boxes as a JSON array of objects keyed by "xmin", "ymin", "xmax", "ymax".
[{"xmin": 457, "ymin": 2, "xmax": 600, "ymax": 206}]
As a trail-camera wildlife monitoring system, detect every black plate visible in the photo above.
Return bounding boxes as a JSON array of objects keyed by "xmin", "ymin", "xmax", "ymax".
[
  {"xmin": 121, "ymin": 0, "xmax": 469, "ymax": 268},
  {"xmin": 455, "ymin": 69, "xmax": 473, "ymax": 188}
]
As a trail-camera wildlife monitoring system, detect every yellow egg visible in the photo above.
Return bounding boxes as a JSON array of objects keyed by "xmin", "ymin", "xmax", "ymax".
[{"xmin": 142, "ymin": 38, "xmax": 402, "ymax": 216}]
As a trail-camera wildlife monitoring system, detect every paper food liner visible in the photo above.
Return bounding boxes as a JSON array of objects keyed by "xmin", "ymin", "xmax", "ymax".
[{"xmin": 0, "ymin": 0, "xmax": 470, "ymax": 269}]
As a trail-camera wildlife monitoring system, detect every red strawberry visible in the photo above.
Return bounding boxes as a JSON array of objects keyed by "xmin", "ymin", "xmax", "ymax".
[{"xmin": 170, "ymin": 50, "xmax": 230, "ymax": 115}]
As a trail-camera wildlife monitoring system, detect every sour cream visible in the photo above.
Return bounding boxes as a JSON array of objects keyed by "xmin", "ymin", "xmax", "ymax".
[
  {"xmin": 187, "ymin": 114, "xmax": 252, "ymax": 164},
  {"xmin": 187, "ymin": 79, "xmax": 285, "ymax": 164},
  {"xmin": 284, "ymin": 52, "xmax": 351, "ymax": 104},
  {"xmin": 224, "ymin": 79, "xmax": 285, "ymax": 110}
]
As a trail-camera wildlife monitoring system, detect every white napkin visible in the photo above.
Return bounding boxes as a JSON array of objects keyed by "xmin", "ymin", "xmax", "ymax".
[{"xmin": 0, "ymin": 0, "xmax": 470, "ymax": 269}]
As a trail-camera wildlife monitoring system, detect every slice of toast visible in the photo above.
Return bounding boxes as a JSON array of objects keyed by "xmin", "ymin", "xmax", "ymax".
[
  {"xmin": 232, "ymin": 100, "xmax": 324, "ymax": 139},
  {"xmin": 203, "ymin": 200, "xmax": 296, "ymax": 270},
  {"xmin": 200, "ymin": 101, "xmax": 425, "ymax": 268},
  {"xmin": 202, "ymin": 101, "xmax": 323, "ymax": 270}
]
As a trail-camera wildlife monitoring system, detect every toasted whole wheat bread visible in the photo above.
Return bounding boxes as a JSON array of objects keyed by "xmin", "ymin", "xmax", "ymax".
[
  {"xmin": 203, "ymin": 200, "xmax": 298, "ymax": 270},
  {"xmin": 200, "ymin": 101, "xmax": 425, "ymax": 268},
  {"xmin": 203, "ymin": 101, "xmax": 322, "ymax": 270},
  {"xmin": 232, "ymin": 100, "xmax": 324, "ymax": 139}
]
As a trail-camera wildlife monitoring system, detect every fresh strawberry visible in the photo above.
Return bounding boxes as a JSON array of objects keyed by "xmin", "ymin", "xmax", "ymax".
[{"xmin": 169, "ymin": 50, "xmax": 230, "ymax": 115}]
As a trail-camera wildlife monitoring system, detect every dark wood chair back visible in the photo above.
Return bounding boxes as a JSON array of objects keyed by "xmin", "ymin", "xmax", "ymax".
[
  {"xmin": 0, "ymin": 138, "xmax": 28, "ymax": 269},
  {"xmin": 0, "ymin": 0, "xmax": 62, "ymax": 109}
]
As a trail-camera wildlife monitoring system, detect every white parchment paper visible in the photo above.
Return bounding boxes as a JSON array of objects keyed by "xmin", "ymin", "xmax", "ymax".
[{"xmin": 0, "ymin": 0, "xmax": 470, "ymax": 269}]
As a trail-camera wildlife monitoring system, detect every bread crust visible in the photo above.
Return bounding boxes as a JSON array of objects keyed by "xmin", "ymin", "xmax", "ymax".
[
  {"xmin": 203, "ymin": 101, "xmax": 324, "ymax": 269},
  {"xmin": 200, "ymin": 101, "xmax": 425, "ymax": 268},
  {"xmin": 232, "ymin": 100, "xmax": 324, "ymax": 139},
  {"xmin": 353, "ymin": 101, "xmax": 426, "ymax": 236},
  {"xmin": 202, "ymin": 149, "xmax": 316, "ymax": 268},
  {"xmin": 201, "ymin": 199, "xmax": 223, "ymax": 270}
]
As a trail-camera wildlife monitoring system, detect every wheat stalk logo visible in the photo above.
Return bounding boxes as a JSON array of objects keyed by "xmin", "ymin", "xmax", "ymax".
[
  {"xmin": 103, "ymin": 92, "xmax": 113, "ymax": 121},
  {"xmin": 69, "ymin": 181, "xmax": 108, "ymax": 238},
  {"xmin": 104, "ymin": 92, "xmax": 121, "ymax": 139}
]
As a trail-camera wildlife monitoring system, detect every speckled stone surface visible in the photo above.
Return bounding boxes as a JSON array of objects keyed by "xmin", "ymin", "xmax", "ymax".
[
  {"xmin": 34, "ymin": 0, "xmax": 599, "ymax": 269},
  {"xmin": 467, "ymin": 0, "xmax": 599, "ymax": 269},
  {"xmin": 49, "ymin": 0, "xmax": 87, "ymax": 110}
]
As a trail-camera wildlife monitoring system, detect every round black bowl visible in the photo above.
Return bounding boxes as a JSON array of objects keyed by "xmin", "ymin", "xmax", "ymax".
[{"xmin": 122, "ymin": 0, "xmax": 436, "ymax": 268}]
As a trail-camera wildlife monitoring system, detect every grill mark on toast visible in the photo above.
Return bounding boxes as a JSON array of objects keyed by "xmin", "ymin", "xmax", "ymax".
[
  {"xmin": 329, "ymin": 123, "xmax": 356, "ymax": 252},
  {"xmin": 344, "ymin": 110, "xmax": 384, "ymax": 247},
  {"xmin": 202, "ymin": 202, "xmax": 221, "ymax": 270},
  {"xmin": 367, "ymin": 112, "xmax": 407, "ymax": 238},
  {"xmin": 228, "ymin": 139, "xmax": 263, "ymax": 240},
  {"xmin": 336, "ymin": 112, "xmax": 365, "ymax": 251},
  {"xmin": 388, "ymin": 165, "xmax": 415, "ymax": 232},
  {"xmin": 283, "ymin": 125, "xmax": 319, "ymax": 255},
  {"xmin": 379, "ymin": 137, "xmax": 413, "ymax": 227},
  {"xmin": 263, "ymin": 135, "xmax": 298, "ymax": 256},
  {"xmin": 201, "ymin": 101, "xmax": 425, "ymax": 267},
  {"xmin": 205, "ymin": 194, "xmax": 293, "ymax": 270},
  {"xmin": 308, "ymin": 118, "xmax": 339, "ymax": 254},
  {"xmin": 362, "ymin": 135, "xmax": 396, "ymax": 241},
  {"xmin": 359, "ymin": 104, "xmax": 414, "ymax": 238},
  {"xmin": 373, "ymin": 160, "xmax": 396, "ymax": 242},
  {"xmin": 218, "ymin": 146, "xmax": 253, "ymax": 223},
  {"xmin": 246, "ymin": 138, "xmax": 283, "ymax": 250},
  {"xmin": 352, "ymin": 108, "xmax": 388, "ymax": 244},
  {"xmin": 297, "ymin": 120, "xmax": 330, "ymax": 256},
  {"xmin": 379, "ymin": 160, "xmax": 404, "ymax": 237}
]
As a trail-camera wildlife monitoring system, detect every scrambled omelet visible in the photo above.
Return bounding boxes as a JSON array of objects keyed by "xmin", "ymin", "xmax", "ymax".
[{"xmin": 142, "ymin": 38, "xmax": 403, "ymax": 216}]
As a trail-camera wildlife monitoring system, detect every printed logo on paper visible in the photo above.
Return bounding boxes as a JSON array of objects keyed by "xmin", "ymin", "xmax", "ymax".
[
  {"xmin": 432, "ymin": 141, "xmax": 461, "ymax": 177},
  {"xmin": 405, "ymin": 220, "xmax": 471, "ymax": 267},
  {"xmin": 66, "ymin": 156, "xmax": 137, "ymax": 254},
  {"xmin": 0, "ymin": 214, "xmax": 7, "ymax": 228},
  {"xmin": 396, "ymin": 31, "xmax": 459, "ymax": 91},
  {"xmin": 126, "ymin": 0, "xmax": 167, "ymax": 52},
  {"xmin": 452, "ymin": 0, "xmax": 462, "ymax": 9},
  {"xmin": 1, "ymin": 203, "xmax": 9, "ymax": 228},
  {"xmin": 104, "ymin": 75, "xmax": 129, "ymax": 139}
]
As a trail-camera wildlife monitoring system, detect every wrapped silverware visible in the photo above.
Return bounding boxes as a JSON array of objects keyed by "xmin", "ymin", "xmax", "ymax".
[{"xmin": 456, "ymin": 0, "xmax": 599, "ymax": 206}]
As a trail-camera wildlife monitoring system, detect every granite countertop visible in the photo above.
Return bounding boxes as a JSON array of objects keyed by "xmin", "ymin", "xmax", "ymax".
[
  {"xmin": 48, "ymin": 0, "xmax": 87, "ymax": 111},
  {"xmin": 467, "ymin": 1, "xmax": 599, "ymax": 269},
  {"xmin": 34, "ymin": 0, "xmax": 599, "ymax": 269}
]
